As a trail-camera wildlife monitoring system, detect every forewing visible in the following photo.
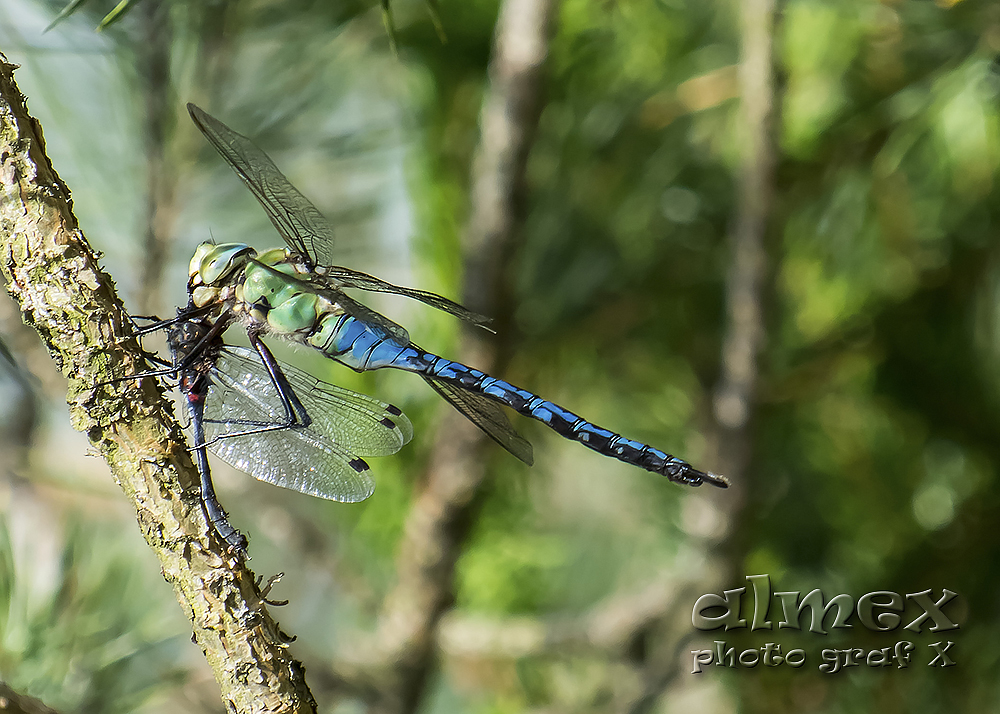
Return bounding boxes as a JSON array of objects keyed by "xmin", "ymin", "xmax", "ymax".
[
  {"xmin": 188, "ymin": 103, "xmax": 337, "ymax": 268},
  {"xmin": 421, "ymin": 375, "xmax": 534, "ymax": 465},
  {"xmin": 326, "ymin": 266, "xmax": 493, "ymax": 330}
]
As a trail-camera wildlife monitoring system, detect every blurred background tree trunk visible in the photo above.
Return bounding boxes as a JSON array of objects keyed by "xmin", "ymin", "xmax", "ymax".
[{"xmin": 370, "ymin": 0, "xmax": 557, "ymax": 711}]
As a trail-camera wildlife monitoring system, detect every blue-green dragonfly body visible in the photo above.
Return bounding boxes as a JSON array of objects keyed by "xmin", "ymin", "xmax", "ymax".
[{"xmin": 185, "ymin": 103, "xmax": 727, "ymax": 489}]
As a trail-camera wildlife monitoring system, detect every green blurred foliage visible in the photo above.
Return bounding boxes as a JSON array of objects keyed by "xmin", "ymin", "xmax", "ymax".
[
  {"xmin": 1, "ymin": 0, "xmax": 1000, "ymax": 711},
  {"xmin": 0, "ymin": 517, "xmax": 190, "ymax": 713}
]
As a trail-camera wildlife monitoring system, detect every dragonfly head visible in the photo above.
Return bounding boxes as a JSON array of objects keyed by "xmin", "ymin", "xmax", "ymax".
[{"xmin": 188, "ymin": 242, "xmax": 257, "ymax": 307}]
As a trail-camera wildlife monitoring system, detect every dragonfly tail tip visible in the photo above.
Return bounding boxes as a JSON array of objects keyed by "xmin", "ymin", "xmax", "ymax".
[{"xmin": 702, "ymin": 471, "xmax": 730, "ymax": 488}]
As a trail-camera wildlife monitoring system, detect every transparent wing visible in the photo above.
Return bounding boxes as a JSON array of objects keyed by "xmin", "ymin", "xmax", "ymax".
[
  {"xmin": 190, "ymin": 104, "xmax": 496, "ymax": 331},
  {"xmin": 201, "ymin": 346, "xmax": 414, "ymax": 501},
  {"xmin": 325, "ymin": 266, "xmax": 493, "ymax": 330},
  {"xmin": 214, "ymin": 347, "xmax": 412, "ymax": 453},
  {"xmin": 421, "ymin": 375, "xmax": 534, "ymax": 465},
  {"xmin": 334, "ymin": 290, "xmax": 413, "ymax": 347},
  {"xmin": 188, "ymin": 103, "xmax": 338, "ymax": 268},
  {"xmin": 205, "ymin": 417, "xmax": 375, "ymax": 502}
]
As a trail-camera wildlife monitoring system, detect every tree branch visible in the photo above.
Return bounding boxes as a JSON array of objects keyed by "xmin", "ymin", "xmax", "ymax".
[
  {"xmin": 136, "ymin": 0, "xmax": 178, "ymax": 314},
  {"xmin": 619, "ymin": 0, "xmax": 779, "ymax": 709},
  {"xmin": 713, "ymin": 0, "xmax": 776, "ymax": 480},
  {"xmin": 0, "ymin": 54, "xmax": 316, "ymax": 714},
  {"xmin": 0, "ymin": 681, "xmax": 63, "ymax": 714}
]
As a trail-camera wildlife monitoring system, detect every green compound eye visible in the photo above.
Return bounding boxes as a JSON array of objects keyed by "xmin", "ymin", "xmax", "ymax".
[{"xmin": 190, "ymin": 242, "xmax": 256, "ymax": 285}]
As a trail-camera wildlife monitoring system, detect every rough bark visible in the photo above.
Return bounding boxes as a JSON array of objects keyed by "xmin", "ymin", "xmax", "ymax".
[{"xmin": 0, "ymin": 54, "xmax": 316, "ymax": 714}]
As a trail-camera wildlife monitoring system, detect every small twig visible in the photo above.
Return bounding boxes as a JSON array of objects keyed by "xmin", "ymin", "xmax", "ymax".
[{"xmin": 258, "ymin": 572, "xmax": 290, "ymax": 606}]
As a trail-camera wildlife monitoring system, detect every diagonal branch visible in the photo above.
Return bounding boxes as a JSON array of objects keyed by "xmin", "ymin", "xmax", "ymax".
[
  {"xmin": 0, "ymin": 682, "xmax": 63, "ymax": 714},
  {"xmin": 0, "ymin": 54, "xmax": 316, "ymax": 714}
]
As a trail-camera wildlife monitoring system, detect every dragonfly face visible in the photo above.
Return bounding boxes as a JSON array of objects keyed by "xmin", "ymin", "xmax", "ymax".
[{"xmin": 188, "ymin": 242, "xmax": 256, "ymax": 309}]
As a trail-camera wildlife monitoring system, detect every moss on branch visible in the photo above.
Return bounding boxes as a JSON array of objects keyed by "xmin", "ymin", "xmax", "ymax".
[{"xmin": 0, "ymin": 54, "xmax": 316, "ymax": 714}]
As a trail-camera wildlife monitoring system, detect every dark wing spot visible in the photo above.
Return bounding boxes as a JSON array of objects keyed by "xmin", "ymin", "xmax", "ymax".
[
  {"xmin": 385, "ymin": 404, "xmax": 402, "ymax": 416},
  {"xmin": 348, "ymin": 457, "xmax": 369, "ymax": 473}
]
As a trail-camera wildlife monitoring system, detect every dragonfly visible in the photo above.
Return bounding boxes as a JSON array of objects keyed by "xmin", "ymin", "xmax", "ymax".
[
  {"xmin": 132, "ymin": 308, "xmax": 413, "ymax": 554},
  {"xmin": 183, "ymin": 102, "xmax": 728, "ymax": 490}
]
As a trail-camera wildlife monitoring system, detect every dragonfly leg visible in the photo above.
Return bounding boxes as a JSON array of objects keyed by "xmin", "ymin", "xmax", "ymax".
[
  {"xmin": 195, "ymin": 442, "xmax": 249, "ymax": 557},
  {"xmin": 194, "ymin": 332, "xmax": 316, "ymax": 451},
  {"xmin": 128, "ymin": 303, "xmax": 218, "ymax": 339},
  {"xmin": 187, "ymin": 374, "xmax": 249, "ymax": 557},
  {"xmin": 100, "ymin": 307, "xmax": 235, "ymax": 388},
  {"xmin": 247, "ymin": 330, "xmax": 313, "ymax": 430}
]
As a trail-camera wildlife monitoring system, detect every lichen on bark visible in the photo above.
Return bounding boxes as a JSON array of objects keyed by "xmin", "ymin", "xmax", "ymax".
[{"xmin": 0, "ymin": 53, "xmax": 317, "ymax": 714}]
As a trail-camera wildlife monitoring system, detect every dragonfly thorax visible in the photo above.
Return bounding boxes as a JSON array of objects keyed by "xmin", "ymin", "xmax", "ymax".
[{"xmin": 237, "ymin": 248, "xmax": 344, "ymax": 337}]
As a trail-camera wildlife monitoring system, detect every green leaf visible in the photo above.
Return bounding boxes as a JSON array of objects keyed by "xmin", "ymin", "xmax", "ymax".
[
  {"xmin": 425, "ymin": 0, "xmax": 447, "ymax": 44},
  {"xmin": 381, "ymin": 0, "xmax": 398, "ymax": 56},
  {"xmin": 44, "ymin": 0, "xmax": 91, "ymax": 33},
  {"xmin": 97, "ymin": 0, "xmax": 142, "ymax": 31}
]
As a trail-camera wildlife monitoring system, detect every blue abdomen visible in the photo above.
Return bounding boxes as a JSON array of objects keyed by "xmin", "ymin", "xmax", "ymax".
[
  {"xmin": 303, "ymin": 312, "xmax": 722, "ymax": 488},
  {"xmin": 307, "ymin": 314, "xmax": 420, "ymax": 372}
]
